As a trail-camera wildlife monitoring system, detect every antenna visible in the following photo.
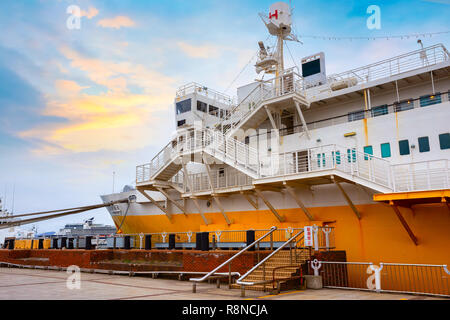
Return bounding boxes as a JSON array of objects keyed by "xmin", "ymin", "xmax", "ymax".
[
  {"xmin": 3, "ymin": 184, "xmax": 7, "ymax": 213},
  {"xmin": 11, "ymin": 184, "xmax": 15, "ymax": 214},
  {"xmin": 256, "ymin": 2, "xmax": 300, "ymax": 77},
  {"xmin": 112, "ymin": 171, "xmax": 116, "ymax": 193}
]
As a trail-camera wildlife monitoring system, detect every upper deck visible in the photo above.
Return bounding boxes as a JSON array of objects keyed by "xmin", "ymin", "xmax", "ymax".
[
  {"xmin": 137, "ymin": 43, "xmax": 450, "ymax": 199},
  {"xmin": 175, "ymin": 44, "xmax": 449, "ymax": 124}
]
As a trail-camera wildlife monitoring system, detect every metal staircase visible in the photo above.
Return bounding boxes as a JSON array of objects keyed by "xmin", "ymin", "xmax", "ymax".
[
  {"xmin": 140, "ymin": 128, "xmax": 260, "ymax": 183},
  {"xmin": 216, "ymin": 69, "xmax": 309, "ymax": 137},
  {"xmin": 236, "ymin": 229, "xmax": 308, "ymax": 296},
  {"xmin": 231, "ymin": 250, "xmax": 309, "ymax": 292}
]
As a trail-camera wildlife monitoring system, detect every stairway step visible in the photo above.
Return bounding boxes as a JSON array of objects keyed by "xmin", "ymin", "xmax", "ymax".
[{"xmin": 230, "ymin": 282, "xmax": 285, "ymax": 292}]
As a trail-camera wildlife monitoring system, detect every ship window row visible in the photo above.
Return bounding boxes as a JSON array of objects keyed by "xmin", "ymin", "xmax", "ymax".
[
  {"xmin": 176, "ymin": 98, "xmax": 231, "ymax": 119},
  {"xmin": 347, "ymin": 92, "xmax": 444, "ymax": 122},
  {"xmin": 278, "ymin": 90, "xmax": 448, "ymax": 138},
  {"xmin": 364, "ymin": 132, "xmax": 450, "ymax": 159},
  {"xmin": 197, "ymin": 100, "xmax": 230, "ymax": 118}
]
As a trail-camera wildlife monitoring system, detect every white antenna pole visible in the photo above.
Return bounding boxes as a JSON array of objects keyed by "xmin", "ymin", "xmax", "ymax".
[
  {"xmin": 11, "ymin": 184, "xmax": 15, "ymax": 214},
  {"xmin": 112, "ymin": 171, "xmax": 116, "ymax": 193},
  {"xmin": 3, "ymin": 184, "xmax": 7, "ymax": 212}
]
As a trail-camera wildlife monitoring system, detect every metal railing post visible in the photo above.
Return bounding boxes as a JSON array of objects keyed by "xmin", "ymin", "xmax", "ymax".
[
  {"xmin": 228, "ymin": 264, "xmax": 232, "ymax": 289},
  {"xmin": 263, "ymin": 263, "xmax": 266, "ymax": 292},
  {"xmin": 270, "ymin": 233, "xmax": 273, "ymax": 251}
]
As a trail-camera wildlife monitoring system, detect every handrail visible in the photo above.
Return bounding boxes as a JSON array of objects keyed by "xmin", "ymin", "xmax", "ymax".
[
  {"xmin": 189, "ymin": 226, "xmax": 277, "ymax": 292},
  {"xmin": 236, "ymin": 229, "xmax": 304, "ymax": 286},
  {"xmin": 270, "ymin": 265, "xmax": 304, "ymax": 292}
]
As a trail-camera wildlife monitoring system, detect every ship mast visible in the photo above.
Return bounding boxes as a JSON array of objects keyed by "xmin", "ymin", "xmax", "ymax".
[{"xmin": 256, "ymin": 1, "xmax": 299, "ymax": 77}]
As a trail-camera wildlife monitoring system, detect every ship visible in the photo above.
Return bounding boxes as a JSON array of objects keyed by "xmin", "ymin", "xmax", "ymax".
[
  {"xmin": 101, "ymin": 1, "xmax": 450, "ymax": 265},
  {"xmin": 57, "ymin": 217, "xmax": 116, "ymax": 237}
]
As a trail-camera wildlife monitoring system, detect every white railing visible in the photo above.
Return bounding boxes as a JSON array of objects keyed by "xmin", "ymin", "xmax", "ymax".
[
  {"xmin": 136, "ymin": 128, "xmax": 260, "ymax": 183},
  {"xmin": 305, "ymin": 43, "xmax": 450, "ymax": 99},
  {"xmin": 391, "ymin": 159, "xmax": 450, "ymax": 192},
  {"xmin": 310, "ymin": 260, "xmax": 450, "ymax": 297},
  {"xmin": 263, "ymin": 144, "xmax": 392, "ymax": 190},
  {"xmin": 138, "ymin": 138, "xmax": 449, "ymax": 195},
  {"xmin": 176, "ymin": 82, "xmax": 235, "ymax": 106},
  {"xmin": 187, "ymin": 168, "xmax": 253, "ymax": 194},
  {"xmin": 217, "ymin": 69, "xmax": 305, "ymax": 135}
]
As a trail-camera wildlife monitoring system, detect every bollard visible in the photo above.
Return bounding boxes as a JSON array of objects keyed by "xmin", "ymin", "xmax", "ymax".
[
  {"xmin": 201, "ymin": 232, "xmax": 209, "ymax": 251},
  {"xmin": 195, "ymin": 232, "xmax": 202, "ymax": 250},
  {"xmin": 145, "ymin": 235, "xmax": 152, "ymax": 250},
  {"xmin": 68, "ymin": 238, "xmax": 74, "ymax": 249},
  {"xmin": 168, "ymin": 234, "xmax": 176, "ymax": 250},
  {"xmin": 38, "ymin": 239, "xmax": 44, "ymax": 250},
  {"xmin": 212, "ymin": 235, "xmax": 216, "ymax": 250},
  {"xmin": 61, "ymin": 237, "xmax": 67, "ymax": 249},
  {"xmin": 124, "ymin": 236, "xmax": 131, "ymax": 250},
  {"xmin": 246, "ymin": 230, "xmax": 256, "ymax": 251},
  {"xmin": 85, "ymin": 236, "xmax": 92, "ymax": 250},
  {"xmin": 52, "ymin": 238, "xmax": 58, "ymax": 249}
]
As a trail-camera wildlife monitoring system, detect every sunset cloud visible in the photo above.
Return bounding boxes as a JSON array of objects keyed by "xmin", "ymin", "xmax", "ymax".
[
  {"xmin": 19, "ymin": 47, "xmax": 177, "ymax": 154},
  {"xmin": 177, "ymin": 42, "xmax": 222, "ymax": 59},
  {"xmin": 97, "ymin": 16, "xmax": 136, "ymax": 29},
  {"xmin": 80, "ymin": 6, "xmax": 99, "ymax": 19}
]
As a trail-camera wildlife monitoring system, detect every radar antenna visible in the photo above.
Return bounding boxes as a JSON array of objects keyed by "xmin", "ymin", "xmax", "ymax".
[{"xmin": 256, "ymin": 2, "xmax": 301, "ymax": 77}]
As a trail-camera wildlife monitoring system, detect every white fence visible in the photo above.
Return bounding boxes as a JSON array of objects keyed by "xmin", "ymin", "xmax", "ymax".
[
  {"xmin": 391, "ymin": 159, "xmax": 450, "ymax": 192},
  {"xmin": 310, "ymin": 259, "xmax": 450, "ymax": 297}
]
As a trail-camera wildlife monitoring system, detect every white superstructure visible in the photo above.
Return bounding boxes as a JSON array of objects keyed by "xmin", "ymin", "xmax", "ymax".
[{"xmin": 100, "ymin": 2, "xmax": 450, "ymax": 254}]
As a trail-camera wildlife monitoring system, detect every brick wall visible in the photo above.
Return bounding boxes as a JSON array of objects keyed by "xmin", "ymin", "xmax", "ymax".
[{"xmin": 0, "ymin": 249, "xmax": 268, "ymax": 274}]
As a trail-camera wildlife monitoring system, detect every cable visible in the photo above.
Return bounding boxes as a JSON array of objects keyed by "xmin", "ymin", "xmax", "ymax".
[
  {"xmin": 299, "ymin": 30, "xmax": 450, "ymax": 41},
  {"xmin": 224, "ymin": 34, "xmax": 272, "ymax": 94},
  {"xmin": 224, "ymin": 51, "xmax": 258, "ymax": 94},
  {"xmin": 285, "ymin": 41, "xmax": 300, "ymax": 71}
]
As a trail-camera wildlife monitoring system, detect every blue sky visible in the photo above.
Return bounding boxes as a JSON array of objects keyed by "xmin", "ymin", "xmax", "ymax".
[{"xmin": 0, "ymin": 0, "xmax": 449, "ymax": 234}]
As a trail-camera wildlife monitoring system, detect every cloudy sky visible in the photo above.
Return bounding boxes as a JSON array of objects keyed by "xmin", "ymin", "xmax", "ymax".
[{"xmin": 0, "ymin": 0, "xmax": 449, "ymax": 234}]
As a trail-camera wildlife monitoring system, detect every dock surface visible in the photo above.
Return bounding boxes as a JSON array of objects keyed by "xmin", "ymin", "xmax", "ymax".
[{"xmin": 0, "ymin": 267, "xmax": 445, "ymax": 300}]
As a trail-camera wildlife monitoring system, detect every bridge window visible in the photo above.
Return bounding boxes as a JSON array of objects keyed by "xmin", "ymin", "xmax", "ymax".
[
  {"xmin": 394, "ymin": 99, "xmax": 414, "ymax": 112},
  {"xmin": 209, "ymin": 105, "xmax": 219, "ymax": 117},
  {"xmin": 176, "ymin": 99, "xmax": 191, "ymax": 114},
  {"xmin": 381, "ymin": 143, "xmax": 391, "ymax": 158},
  {"xmin": 420, "ymin": 93, "xmax": 441, "ymax": 107},
  {"xmin": 418, "ymin": 136, "xmax": 430, "ymax": 153},
  {"xmin": 371, "ymin": 105, "xmax": 388, "ymax": 117},
  {"xmin": 399, "ymin": 140, "xmax": 410, "ymax": 155},
  {"xmin": 439, "ymin": 133, "xmax": 450, "ymax": 150},
  {"xmin": 363, "ymin": 146, "xmax": 373, "ymax": 160},
  {"xmin": 177, "ymin": 119, "xmax": 186, "ymax": 127},
  {"xmin": 348, "ymin": 110, "xmax": 365, "ymax": 122},
  {"xmin": 197, "ymin": 101, "xmax": 208, "ymax": 113}
]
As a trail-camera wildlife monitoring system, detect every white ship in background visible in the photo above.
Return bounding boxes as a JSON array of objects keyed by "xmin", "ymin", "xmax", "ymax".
[{"xmin": 101, "ymin": 2, "xmax": 450, "ymax": 264}]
